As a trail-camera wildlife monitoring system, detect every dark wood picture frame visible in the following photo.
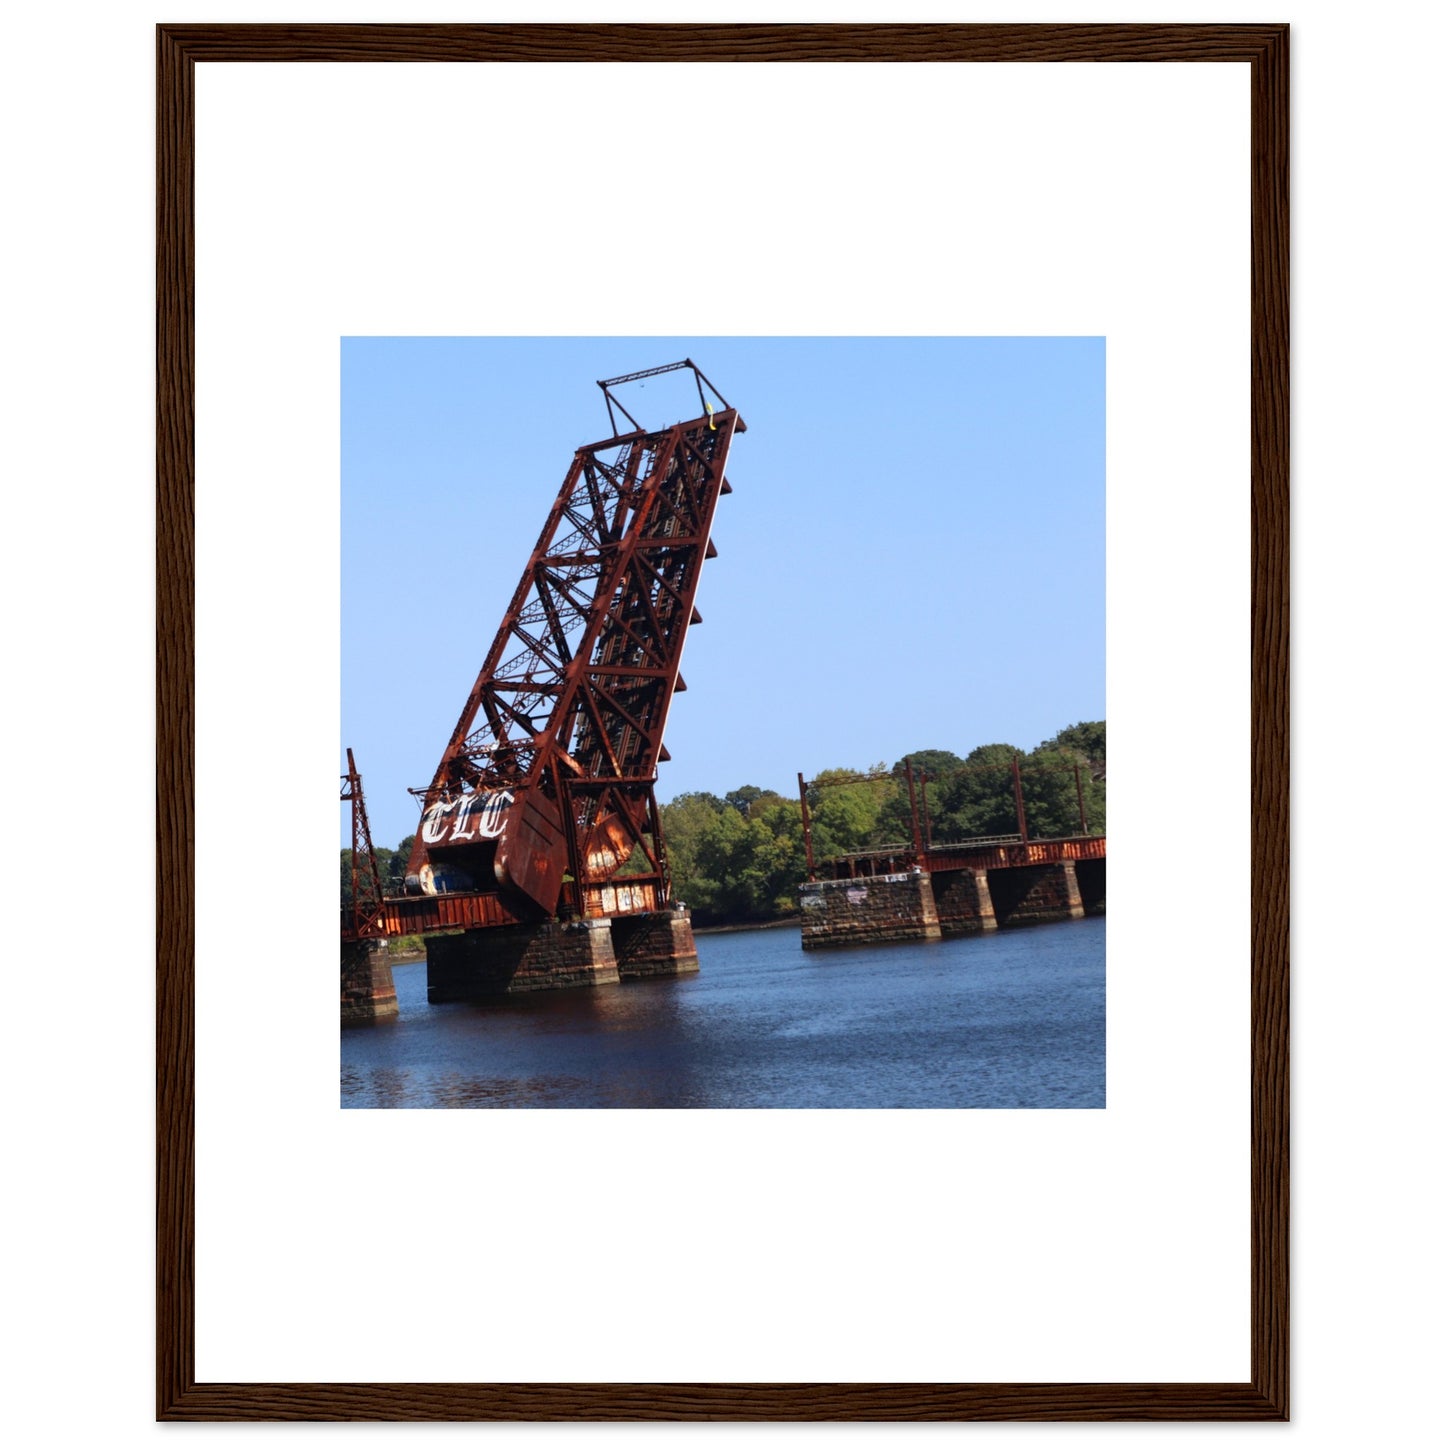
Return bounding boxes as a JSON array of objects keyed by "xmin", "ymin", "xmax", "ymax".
[{"xmin": 157, "ymin": 23, "xmax": 1288, "ymax": 1422}]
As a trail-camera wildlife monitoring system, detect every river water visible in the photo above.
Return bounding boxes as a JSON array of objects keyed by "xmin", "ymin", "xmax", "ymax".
[{"xmin": 341, "ymin": 916, "xmax": 1104, "ymax": 1109}]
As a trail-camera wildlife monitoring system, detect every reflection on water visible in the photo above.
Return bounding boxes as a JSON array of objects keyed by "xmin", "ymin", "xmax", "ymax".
[{"xmin": 340, "ymin": 918, "xmax": 1105, "ymax": 1110}]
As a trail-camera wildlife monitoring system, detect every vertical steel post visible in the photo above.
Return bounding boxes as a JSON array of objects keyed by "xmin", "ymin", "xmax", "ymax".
[
  {"xmin": 646, "ymin": 785, "xmax": 671, "ymax": 909},
  {"xmin": 347, "ymin": 750, "xmax": 362, "ymax": 926},
  {"xmin": 903, "ymin": 757, "xmax": 924, "ymax": 858},
  {"xmin": 343, "ymin": 747, "xmax": 385, "ymax": 939},
  {"xmin": 920, "ymin": 772, "xmax": 934, "ymax": 851},
  {"xmin": 559, "ymin": 775, "xmax": 585, "ymax": 917},
  {"xmin": 1011, "ymin": 755, "xmax": 1029, "ymax": 843},
  {"xmin": 798, "ymin": 771, "xmax": 816, "ymax": 881},
  {"xmin": 1074, "ymin": 761, "xmax": 1090, "ymax": 835}
]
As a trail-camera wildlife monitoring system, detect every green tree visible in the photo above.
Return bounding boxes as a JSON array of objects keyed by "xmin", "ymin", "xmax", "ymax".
[
  {"xmin": 660, "ymin": 791, "xmax": 725, "ymax": 873},
  {"xmin": 925, "ymin": 736, "xmax": 1106, "ymax": 842},
  {"xmin": 691, "ymin": 807, "xmax": 766, "ymax": 920},
  {"xmin": 930, "ymin": 744, "xmax": 1027, "ymax": 841},
  {"xmin": 659, "ymin": 791, "xmax": 727, "ymax": 917},
  {"xmin": 387, "ymin": 835, "xmax": 415, "ymax": 890},
  {"xmin": 871, "ymin": 785, "xmax": 916, "ymax": 850},
  {"xmin": 658, "ymin": 788, "xmax": 810, "ymax": 925},
  {"xmin": 871, "ymin": 751, "xmax": 964, "ymax": 847},
  {"xmin": 891, "ymin": 749, "xmax": 966, "ymax": 783},
  {"xmin": 806, "ymin": 766, "xmax": 896, "ymax": 858},
  {"xmin": 1017, "ymin": 748, "xmax": 1103, "ymax": 837},
  {"xmin": 724, "ymin": 784, "xmax": 785, "ymax": 817},
  {"xmin": 1026, "ymin": 732, "xmax": 1105, "ymax": 835},
  {"xmin": 754, "ymin": 800, "xmax": 808, "ymax": 911},
  {"xmin": 1044, "ymin": 720, "xmax": 1105, "ymax": 769}
]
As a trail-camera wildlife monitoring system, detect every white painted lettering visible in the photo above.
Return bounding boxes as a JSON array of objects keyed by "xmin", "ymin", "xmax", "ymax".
[
  {"xmin": 449, "ymin": 792, "xmax": 478, "ymax": 841},
  {"xmin": 421, "ymin": 799, "xmax": 458, "ymax": 844},
  {"xmin": 476, "ymin": 789, "xmax": 515, "ymax": 838}
]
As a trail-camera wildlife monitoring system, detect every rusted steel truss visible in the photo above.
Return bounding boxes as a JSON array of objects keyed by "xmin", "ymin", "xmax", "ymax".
[
  {"xmin": 828, "ymin": 834, "xmax": 1107, "ymax": 881},
  {"xmin": 402, "ymin": 361, "xmax": 743, "ymax": 923},
  {"xmin": 340, "ymin": 748, "xmax": 386, "ymax": 940}
]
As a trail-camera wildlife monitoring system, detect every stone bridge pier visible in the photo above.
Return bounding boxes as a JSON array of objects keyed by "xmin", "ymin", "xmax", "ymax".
[
  {"xmin": 983, "ymin": 859, "xmax": 1087, "ymax": 927},
  {"xmin": 798, "ymin": 870, "xmax": 941, "ymax": 950},
  {"xmin": 930, "ymin": 868, "xmax": 998, "ymax": 936},
  {"xmin": 800, "ymin": 852, "xmax": 1103, "ymax": 949},
  {"xmin": 424, "ymin": 905, "xmax": 700, "ymax": 1003},
  {"xmin": 341, "ymin": 937, "xmax": 399, "ymax": 1024}
]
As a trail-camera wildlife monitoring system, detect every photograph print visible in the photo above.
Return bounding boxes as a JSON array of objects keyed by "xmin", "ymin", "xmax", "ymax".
[{"xmin": 340, "ymin": 336, "xmax": 1105, "ymax": 1109}]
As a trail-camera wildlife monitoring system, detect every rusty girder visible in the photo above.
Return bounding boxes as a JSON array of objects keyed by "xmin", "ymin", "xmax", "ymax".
[
  {"xmin": 340, "ymin": 747, "xmax": 386, "ymax": 940},
  {"xmin": 404, "ymin": 363, "xmax": 742, "ymax": 919}
]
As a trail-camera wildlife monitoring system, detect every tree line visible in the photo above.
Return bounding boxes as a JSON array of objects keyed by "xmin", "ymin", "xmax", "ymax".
[
  {"xmin": 661, "ymin": 721, "xmax": 1104, "ymax": 927},
  {"xmin": 341, "ymin": 721, "xmax": 1104, "ymax": 930}
]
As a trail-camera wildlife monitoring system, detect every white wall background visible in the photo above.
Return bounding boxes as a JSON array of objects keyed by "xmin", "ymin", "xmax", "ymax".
[{"xmin": 3, "ymin": 0, "xmax": 1441, "ymax": 1439}]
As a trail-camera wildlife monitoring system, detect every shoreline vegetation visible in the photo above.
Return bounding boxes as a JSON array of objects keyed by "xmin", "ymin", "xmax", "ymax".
[{"xmin": 342, "ymin": 722, "xmax": 1104, "ymax": 934}]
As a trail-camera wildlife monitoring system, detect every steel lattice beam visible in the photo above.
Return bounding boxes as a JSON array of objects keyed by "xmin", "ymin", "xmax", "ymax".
[
  {"xmin": 340, "ymin": 748, "xmax": 386, "ymax": 940},
  {"xmin": 403, "ymin": 367, "xmax": 743, "ymax": 920}
]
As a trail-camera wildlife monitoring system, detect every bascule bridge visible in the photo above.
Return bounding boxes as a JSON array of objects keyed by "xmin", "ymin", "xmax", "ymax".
[{"xmin": 342, "ymin": 361, "xmax": 742, "ymax": 1009}]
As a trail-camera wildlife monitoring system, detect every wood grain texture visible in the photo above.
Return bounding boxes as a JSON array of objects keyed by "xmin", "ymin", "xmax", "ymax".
[
  {"xmin": 156, "ymin": 21, "xmax": 196, "ymax": 1426},
  {"xmin": 156, "ymin": 22, "xmax": 1288, "ymax": 1422},
  {"xmin": 151, "ymin": 22, "xmax": 1286, "ymax": 64},
  {"xmin": 158, "ymin": 1381, "xmax": 1283, "ymax": 1423},
  {"xmin": 1249, "ymin": 22, "xmax": 1291, "ymax": 1425}
]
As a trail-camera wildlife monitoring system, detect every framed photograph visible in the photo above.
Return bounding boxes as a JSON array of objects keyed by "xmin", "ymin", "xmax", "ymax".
[{"xmin": 158, "ymin": 23, "xmax": 1287, "ymax": 1421}]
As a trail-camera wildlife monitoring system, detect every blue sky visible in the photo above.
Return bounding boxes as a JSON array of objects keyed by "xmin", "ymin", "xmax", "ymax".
[{"xmin": 342, "ymin": 337, "xmax": 1104, "ymax": 848}]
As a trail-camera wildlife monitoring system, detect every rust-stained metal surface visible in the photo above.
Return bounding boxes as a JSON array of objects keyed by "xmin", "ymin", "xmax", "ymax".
[
  {"xmin": 821, "ymin": 835, "xmax": 1107, "ymax": 881},
  {"xmin": 924, "ymin": 836, "xmax": 1106, "ymax": 871},
  {"xmin": 340, "ymin": 748, "xmax": 386, "ymax": 941},
  {"xmin": 396, "ymin": 360, "xmax": 742, "ymax": 931}
]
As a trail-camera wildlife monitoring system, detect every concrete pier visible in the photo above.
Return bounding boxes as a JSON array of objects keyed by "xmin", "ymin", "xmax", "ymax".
[
  {"xmin": 798, "ymin": 869, "xmax": 942, "ymax": 950},
  {"xmin": 426, "ymin": 917, "xmax": 619, "ymax": 1003},
  {"xmin": 610, "ymin": 904, "xmax": 700, "ymax": 980},
  {"xmin": 341, "ymin": 937, "xmax": 399, "ymax": 1024}
]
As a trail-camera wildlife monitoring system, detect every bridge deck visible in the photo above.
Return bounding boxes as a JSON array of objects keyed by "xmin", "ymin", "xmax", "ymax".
[
  {"xmin": 823, "ymin": 834, "xmax": 1106, "ymax": 879},
  {"xmin": 378, "ymin": 878, "xmax": 665, "ymax": 938}
]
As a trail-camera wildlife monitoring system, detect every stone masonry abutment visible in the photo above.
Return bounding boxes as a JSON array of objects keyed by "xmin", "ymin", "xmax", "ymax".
[
  {"xmin": 341, "ymin": 937, "xmax": 399, "ymax": 1024},
  {"xmin": 798, "ymin": 870, "xmax": 942, "ymax": 950},
  {"xmin": 424, "ymin": 907, "xmax": 701, "ymax": 1002},
  {"xmin": 799, "ymin": 858, "xmax": 1102, "ymax": 949}
]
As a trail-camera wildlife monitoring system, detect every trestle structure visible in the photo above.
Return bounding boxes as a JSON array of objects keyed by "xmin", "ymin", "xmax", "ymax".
[
  {"xmin": 340, "ymin": 747, "xmax": 385, "ymax": 942},
  {"xmin": 366, "ymin": 364, "xmax": 742, "ymax": 1002},
  {"xmin": 339, "ymin": 749, "xmax": 397, "ymax": 1020},
  {"xmin": 795, "ymin": 758, "xmax": 1105, "ymax": 949}
]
